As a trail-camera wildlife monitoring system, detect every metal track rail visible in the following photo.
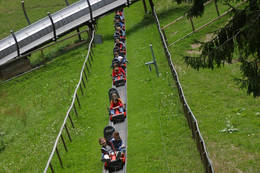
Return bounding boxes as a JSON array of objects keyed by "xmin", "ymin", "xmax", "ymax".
[{"xmin": 0, "ymin": 0, "xmax": 140, "ymax": 67}]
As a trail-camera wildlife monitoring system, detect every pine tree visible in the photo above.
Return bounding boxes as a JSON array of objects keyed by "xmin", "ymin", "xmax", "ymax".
[{"xmin": 179, "ymin": 0, "xmax": 260, "ymax": 97}]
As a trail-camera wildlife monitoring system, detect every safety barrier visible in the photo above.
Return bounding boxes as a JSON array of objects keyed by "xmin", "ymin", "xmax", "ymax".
[
  {"xmin": 148, "ymin": 0, "xmax": 214, "ymax": 172},
  {"xmin": 43, "ymin": 26, "xmax": 95, "ymax": 173}
]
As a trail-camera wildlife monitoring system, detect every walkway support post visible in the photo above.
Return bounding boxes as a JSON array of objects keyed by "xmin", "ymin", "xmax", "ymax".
[
  {"xmin": 65, "ymin": 0, "xmax": 82, "ymax": 41},
  {"xmin": 21, "ymin": 1, "xmax": 31, "ymax": 25},
  {"xmin": 10, "ymin": 30, "xmax": 20, "ymax": 57}
]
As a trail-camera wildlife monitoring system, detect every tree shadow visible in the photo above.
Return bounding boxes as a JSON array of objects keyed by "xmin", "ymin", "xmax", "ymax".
[{"xmin": 102, "ymin": 4, "xmax": 191, "ymax": 41}]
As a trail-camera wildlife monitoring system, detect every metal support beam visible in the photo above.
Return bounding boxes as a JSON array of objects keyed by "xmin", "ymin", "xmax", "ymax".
[
  {"xmin": 65, "ymin": 0, "xmax": 69, "ymax": 6},
  {"xmin": 145, "ymin": 44, "xmax": 159, "ymax": 77},
  {"xmin": 21, "ymin": 1, "xmax": 31, "ymax": 25},
  {"xmin": 86, "ymin": 0, "xmax": 94, "ymax": 23},
  {"xmin": 127, "ymin": 0, "xmax": 130, "ymax": 7},
  {"xmin": 65, "ymin": 0, "xmax": 82, "ymax": 41},
  {"xmin": 47, "ymin": 12, "xmax": 57, "ymax": 41},
  {"xmin": 10, "ymin": 30, "xmax": 20, "ymax": 57}
]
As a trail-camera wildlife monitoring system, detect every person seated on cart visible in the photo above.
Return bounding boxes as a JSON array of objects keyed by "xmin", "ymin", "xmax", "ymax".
[
  {"xmin": 114, "ymin": 22, "xmax": 125, "ymax": 31},
  {"xmin": 113, "ymin": 46, "xmax": 126, "ymax": 58},
  {"xmin": 114, "ymin": 37, "xmax": 125, "ymax": 50},
  {"xmin": 110, "ymin": 93, "xmax": 125, "ymax": 115},
  {"xmin": 112, "ymin": 66, "xmax": 125, "ymax": 80},
  {"xmin": 113, "ymin": 51, "xmax": 126, "ymax": 66},
  {"xmin": 114, "ymin": 31, "xmax": 126, "ymax": 43},
  {"xmin": 115, "ymin": 9, "xmax": 124, "ymax": 18},
  {"xmin": 114, "ymin": 14, "xmax": 125, "ymax": 24},
  {"xmin": 112, "ymin": 131, "xmax": 126, "ymax": 153},
  {"xmin": 99, "ymin": 137, "xmax": 113, "ymax": 162}
]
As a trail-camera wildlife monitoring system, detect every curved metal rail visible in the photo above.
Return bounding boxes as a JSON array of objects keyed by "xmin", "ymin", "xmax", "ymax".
[
  {"xmin": 43, "ymin": 28, "xmax": 95, "ymax": 173},
  {"xmin": 0, "ymin": 0, "xmax": 132, "ymax": 66},
  {"xmin": 148, "ymin": 0, "xmax": 214, "ymax": 172}
]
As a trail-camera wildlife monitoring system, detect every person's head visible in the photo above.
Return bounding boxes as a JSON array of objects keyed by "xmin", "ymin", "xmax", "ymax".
[
  {"xmin": 116, "ymin": 26, "xmax": 121, "ymax": 31},
  {"xmin": 115, "ymin": 38, "xmax": 120, "ymax": 44},
  {"xmin": 114, "ymin": 66, "xmax": 119, "ymax": 73},
  {"xmin": 112, "ymin": 93, "xmax": 118, "ymax": 102},
  {"xmin": 113, "ymin": 131, "xmax": 121, "ymax": 140},
  {"xmin": 99, "ymin": 137, "xmax": 106, "ymax": 146},
  {"xmin": 114, "ymin": 51, "xmax": 119, "ymax": 57}
]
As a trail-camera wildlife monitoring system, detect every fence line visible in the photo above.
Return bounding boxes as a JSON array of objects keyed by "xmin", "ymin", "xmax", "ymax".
[
  {"xmin": 161, "ymin": 0, "xmax": 214, "ymax": 30},
  {"xmin": 43, "ymin": 26, "xmax": 95, "ymax": 173},
  {"xmin": 166, "ymin": 1, "xmax": 245, "ymax": 47},
  {"xmin": 148, "ymin": 0, "xmax": 214, "ymax": 172}
]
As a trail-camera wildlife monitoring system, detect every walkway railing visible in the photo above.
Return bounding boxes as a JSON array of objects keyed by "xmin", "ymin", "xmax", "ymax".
[
  {"xmin": 148, "ymin": 0, "xmax": 214, "ymax": 172},
  {"xmin": 43, "ymin": 26, "xmax": 95, "ymax": 173}
]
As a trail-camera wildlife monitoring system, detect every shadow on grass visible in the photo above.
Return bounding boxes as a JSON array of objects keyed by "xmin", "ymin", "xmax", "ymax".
[
  {"xmin": 31, "ymin": 39, "xmax": 88, "ymax": 67},
  {"xmin": 102, "ymin": 4, "xmax": 190, "ymax": 41}
]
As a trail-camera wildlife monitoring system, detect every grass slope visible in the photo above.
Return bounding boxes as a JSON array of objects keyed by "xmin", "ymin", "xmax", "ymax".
[
  {"xmin": 0, "ymin": 45, "xmax": 88, "ymax": 172},
  {"xmin": 126, "ymin": 2, "xmax": 203, "ymax": 173},
  {"xmin": 0, "ymin": 0, "xmax": 79, "ymax": 39},
  {"xmin": 156, "ymin": 0, "xmax": 260, "ymax": 172},
  {"xmin": 51, "ymin": 2, "xmax": 204, "ymax": 173}
]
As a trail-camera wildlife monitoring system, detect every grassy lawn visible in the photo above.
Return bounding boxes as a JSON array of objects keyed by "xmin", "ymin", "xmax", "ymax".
[
  {"xmin": 0, "ymin": 0, "xmax": 79, "ymax": 39},
  {"xmin": 0, "ymin": 44, "xmax": 89, "ymax": 172},
  {"xmin": 51, "ymin": 1, "xmax": 204, "ymax": 173},
  {"xmin": 156, "ymin": 0, "xmax": 260, "ymax": 172}
]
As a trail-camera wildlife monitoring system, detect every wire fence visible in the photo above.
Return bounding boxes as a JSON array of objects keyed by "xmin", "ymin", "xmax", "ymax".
[
  {"xmin": 43, "ymin": 26, "xmax": 95, "ymax": 173},
  {"xmin": 148, "ymin": 0, "xmax": 214, "ymax": 172}
]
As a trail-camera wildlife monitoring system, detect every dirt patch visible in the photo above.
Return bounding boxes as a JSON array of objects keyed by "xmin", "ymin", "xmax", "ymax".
[
  {"xmin": 186, "ymin": 49, "xmax": 201, "ymax": 55},
  {"xmin": 202, "ymin": 33, "xmax": 215, "ymax": 42},
  {"xmin": 208, "ymin": 142, "xmax": 258, "ymax": 173},
  {"xmin": 191, "ymin": 43, "xmax": 201, "ymax": 49},
  {"xmin": 187, "ymin": 33, "xmax": 215, "ymax": 55}
]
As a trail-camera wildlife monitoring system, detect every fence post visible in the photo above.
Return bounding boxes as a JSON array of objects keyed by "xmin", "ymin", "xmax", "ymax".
[
  {"xmin": 55, "ymin": 147, "xmax": 64, "ymax": 168},
  {"xmin": 49, "ymin": 162, "xmax": 55, "ymax": 173},
  {"xmin": 189, "ymin": 17, "xmax": 195, "ymax": 32},
  {"xmin": 142, "ymin": 0, "xmax": 148, "ymax": 14},
  {"xmin": 76, "ymin": 94, "xmax": 81, "ymax": 108},
  {"xmin": 73, "ymin": 103, "xmax": 79, "ymax": 117},
  {"xmin": 21, "ymin": 1, "xmax": 31, "ymax": 25},
  {"xmin": 79, "ymin": 83, "xmax": 84, "ymax": 95},
  {"xmin": 60, "ymin": 134, "xmax": 68, "ymax": 152},
  {"xmin": 83, "ymin": 68, "xmax": 88, "ymax": 80},
  {"xmin": 82, "ymin": 78, "xmax": 86, "ymax": 88},
  {"xmin": 64, "ymin": 124, "xmax": 72, "ymax": 142},
  {"xmin": 214, "ymin": 0, "xmax": 220, "ymax": 16},
  {"xmin": 68, "ymin": 113, "xmax": 75, "ymax": 128},
  {"xmin": 85, "ymin": 62, "xmax": 90, "ymax": 73}
]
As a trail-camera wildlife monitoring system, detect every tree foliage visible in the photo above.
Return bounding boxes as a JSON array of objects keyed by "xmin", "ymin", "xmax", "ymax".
[{"xmin": 181, "ymin": 0, "xmax": 260, "ymax": 97}]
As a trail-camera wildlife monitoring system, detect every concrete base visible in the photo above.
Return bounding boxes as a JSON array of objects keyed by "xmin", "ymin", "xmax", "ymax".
[{"xmin": 0, "ymin": 57, "xmax": 31, "ymax": 80}]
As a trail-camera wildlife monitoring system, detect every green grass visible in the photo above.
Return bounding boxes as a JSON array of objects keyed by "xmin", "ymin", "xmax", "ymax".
[
  {"xmin": 0, "ymin": 44, "xmax": 89, "ymax": 172},
  {"xmin": 0, "ymin": 0, "xmax": 79, "ymax": 39},
  {"xmin": 158, "ymin": 0, "xmax": 234, "ymax": 45},
  {"xmin": 50, "ymin": 1, "xmax": 204, "ymax": 173},
  {"xmin": 156, "ymin": 0, "xmax": 260, "ymax": 172}
]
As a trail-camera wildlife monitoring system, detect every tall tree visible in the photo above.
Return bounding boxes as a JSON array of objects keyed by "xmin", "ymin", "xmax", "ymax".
[{"xmin": 180, "ymin": 0, "xmax": 260, "ymax": 97}]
